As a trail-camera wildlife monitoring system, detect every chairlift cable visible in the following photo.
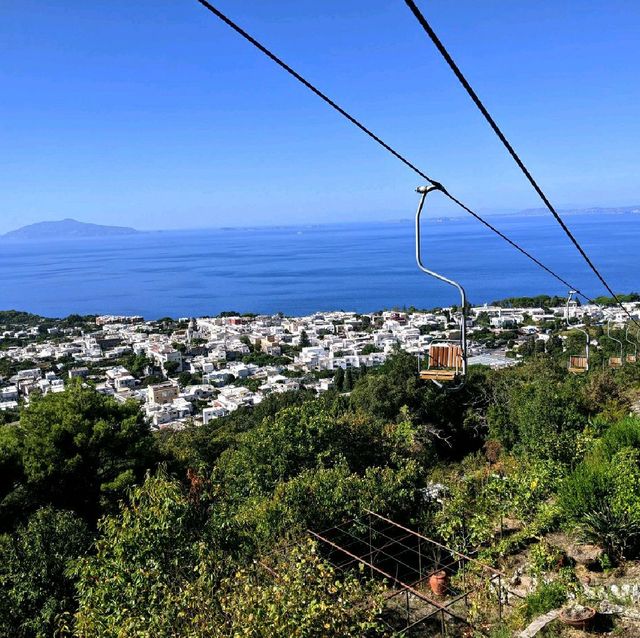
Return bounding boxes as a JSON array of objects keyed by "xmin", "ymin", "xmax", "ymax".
[
  {"xmin": 192, "ymin": 0, "xmax": 627, "ymax": 316},
  {"xmin": 402, "ymin": 0, "xmax": 640, "ymax": 328}
]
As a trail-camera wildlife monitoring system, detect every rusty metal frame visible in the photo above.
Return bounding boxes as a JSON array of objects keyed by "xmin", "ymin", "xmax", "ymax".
[
  {"xmin": 256, "ymin": 510, "xmax": 521, "ymax": 636},
  {"xmin": 305, "ymin": 510, "xmax": 522, "ymax": 636}
]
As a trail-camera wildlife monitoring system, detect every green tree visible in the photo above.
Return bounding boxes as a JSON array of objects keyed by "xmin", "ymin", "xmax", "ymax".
[
  {"xmin": 163, "ymin": 360, "xmax": 180, "ymax": 376},
  {"xmin": 74, "ymin": 478, "xmax": 391, "ymax": 638},
  {"xmin": 216, "ymin": 539, "xmax": 391, "ymax": 638},
  {"xmin": 487, "ymin": 365, "xmax": 586, "ymax": 463},
  {"xmin": 0, "ymin": 407, "xmax": 20, "ymax": 426},
  {"xmin": 333, "ymin": 367, "xmax": 345, "ymax": 392},
  {"xmin": 121, "ymin": 352, "xmax": 152, "ymax": 379},
  {"xmin": 214, "ymin": 399, "xmax": 421, "ymax": 510},
  {"xmin": 475, "ymin": 311, "xmax": 490, "ymax": 327},
  {"xmin": 344, "ymin": 367, "xmax": 354, "ymax": 392},
  {"xmin": 232, "ymin": 458, "xmax": 420, "ymax": 550},
  {"xmin": 546, "ymin": 335, "xmax": 563, "ymax": 355},
  {"xmin": 0, "ymin": 507, "xmax": 90, "ymax": 638},
  {"xmin": 299, "ymin": 330, "xmax": 311, "ymax": 348},
  {"xmin": 519, "ymin": 337, "xmax": 536, "ymax": 357},
  {"xmin": 178, "ymin": 371, "xmax": 201, "ymax": 387},
  {"xmin": 350, "ymin": 350, "xmax": 422, "ymax": 421},
  {"xmin": 0, "ymin": 424, "xmax": 26, "ymax": 528},
  {"xmin": 73, "ymin": 473, "xmax": 220, "ymax": 638},
  {"xmin": 17, "ymin": 382, "xmax": 157, "ymax": 525}
]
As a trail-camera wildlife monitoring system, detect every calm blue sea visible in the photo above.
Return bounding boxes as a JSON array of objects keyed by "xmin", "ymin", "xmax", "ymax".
[{"xmin": 1, "ymin": 213, "xmax": 638, "ymax": 319}]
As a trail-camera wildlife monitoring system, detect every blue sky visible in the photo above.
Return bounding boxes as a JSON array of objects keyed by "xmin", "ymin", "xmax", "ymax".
[{"xmin": 2, "ymin": 1, "xmax": 640, "ymax": 232}]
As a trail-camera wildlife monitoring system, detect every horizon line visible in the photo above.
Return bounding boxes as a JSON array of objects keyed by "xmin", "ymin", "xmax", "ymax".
[{"xmin": 3, "ymin": 204, "xmax": 640, "ymax": 236}]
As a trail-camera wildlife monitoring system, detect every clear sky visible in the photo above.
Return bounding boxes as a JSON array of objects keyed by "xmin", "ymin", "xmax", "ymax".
[{"xmin": 2, "ymin": 1, "xmax": 640, "ymax": 233}]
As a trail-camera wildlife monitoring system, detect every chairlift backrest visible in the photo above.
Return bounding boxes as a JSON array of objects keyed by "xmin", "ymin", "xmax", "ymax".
[
  {"xmin": 429, "ymin": 344, "xmax": 463, "ymax": 370},
  {"xmin": 609, "ymin": 356, "xmax": 623, "ymax": 368},
  {"xmin": 569, "ymin": 355, "xmax": 587, "ymax": 369}
]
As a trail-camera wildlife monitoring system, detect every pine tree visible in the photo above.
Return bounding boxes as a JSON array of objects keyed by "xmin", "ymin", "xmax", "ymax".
[
  {"xmin": 344, "ymin": 368, "xmax": 354, "ymax": 392},
  {"xmin": 334, "ymin": 367, "xmax": 345, "ymax": 392}
]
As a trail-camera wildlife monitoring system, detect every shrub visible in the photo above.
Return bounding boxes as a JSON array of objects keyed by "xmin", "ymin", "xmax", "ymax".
[
  {"xmin": 529, "ymin": 541, "xmax": 564, "ymax": 576},
  {"xmin": 598, "ymin": 417, "xmax": 640, "ymax": 458},
  {"xmin": 487, "ymin": 626, "xmax": 512, "ymax": 638},
  {"xmin": 560, "ymin": 447, "xmax": 640, "ymax": 559},
  {"xmin": 216, "ymin": 539, "xmax": 388, "ymax": 638},
  {"xmin": 522, "ymin": 580, "xmax": 567, "ymax": 621}
]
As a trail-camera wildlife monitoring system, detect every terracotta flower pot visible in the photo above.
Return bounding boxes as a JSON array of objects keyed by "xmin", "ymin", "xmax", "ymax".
[
  {"xmin": 429, "ymin": 570, "xmax": 449, "ymax": 596},
  {"xmin": 559, "ymin": 605, "xmax": 596, "ymax": 629}
]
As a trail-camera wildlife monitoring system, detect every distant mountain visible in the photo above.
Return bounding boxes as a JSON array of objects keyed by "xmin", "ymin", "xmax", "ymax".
[{"xmin": 2, "ymin": 218, "xmax": 141, "ymax": 240}]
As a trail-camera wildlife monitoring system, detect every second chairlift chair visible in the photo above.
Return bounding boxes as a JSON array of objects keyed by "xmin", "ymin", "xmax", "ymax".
[
  {"xmin": 625, "ymin": 324, "xmax": 638, "ymax": 363},
  {"xmin": 604, "ymin": 312, "xmax": 624, "ymax": 369},
  {"xmin": 414, "ymin": 185, "xmax": 467, "ymax": 388},
  {"xmin": 565, "ymin": 290, "xmax": 590, "ymax": 374}
]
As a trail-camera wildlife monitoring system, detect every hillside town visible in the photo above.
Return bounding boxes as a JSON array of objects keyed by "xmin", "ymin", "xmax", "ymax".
[{"xmin": 1, "ymin": 299, "xmax": 638, "ymax": 429}]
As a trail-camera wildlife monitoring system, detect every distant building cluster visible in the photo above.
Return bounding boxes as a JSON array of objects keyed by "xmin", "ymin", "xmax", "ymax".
[{"xmin": 2, "ymin": 299, "xmax": 638, "ymax": 426}]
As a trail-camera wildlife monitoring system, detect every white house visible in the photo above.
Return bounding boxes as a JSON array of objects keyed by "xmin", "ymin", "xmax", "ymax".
[{"xmin": 202, "ymin": 402, "xmax": 229, "ymax": 424}]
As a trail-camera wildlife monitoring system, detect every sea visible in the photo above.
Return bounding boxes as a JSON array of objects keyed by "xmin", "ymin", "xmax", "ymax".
[{"xmin": 1, "ymin": 213, "xmax": 639, "ymax": 319}]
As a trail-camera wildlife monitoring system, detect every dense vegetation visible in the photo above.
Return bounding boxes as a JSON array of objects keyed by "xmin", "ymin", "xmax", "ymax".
[
  {"xmin": 2, "ymin": 347, "xmax": 640, "ymax": 636},
  {"xmin": 490, "ymin": 294, "xmax": 569, "ymax": 309},
  {"xmin": 593, "ymin": 292, "xmax": 640, "ymax": 305}
]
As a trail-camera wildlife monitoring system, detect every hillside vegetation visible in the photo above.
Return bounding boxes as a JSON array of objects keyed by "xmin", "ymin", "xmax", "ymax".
[{"xmin": 2, "ymin": 350, "xmax": 640, "ymax": 636}]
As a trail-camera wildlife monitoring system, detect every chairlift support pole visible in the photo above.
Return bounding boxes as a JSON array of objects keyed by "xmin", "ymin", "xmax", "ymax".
[{"xmin": 415, "ymin": 185, "xmax": 467, "ymax": 387}]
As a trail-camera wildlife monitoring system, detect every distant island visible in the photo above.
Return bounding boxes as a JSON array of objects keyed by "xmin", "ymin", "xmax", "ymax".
[
  {"xmin": 517, "ymin": 205, "xmax": 640, "ymax": 217},
  {"xmin": 2, "ymin": 218, "xmax": 141, "ymax": 240}
]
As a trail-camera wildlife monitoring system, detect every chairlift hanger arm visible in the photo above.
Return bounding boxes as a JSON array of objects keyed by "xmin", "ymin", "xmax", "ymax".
[
  {"xmin": 415, "ymin": 186, "xmax": 467, "ymax": 313},
  {"xmin": 565, "ymin": 290, "xmax": 576, "ymax": 328},
  {"xmin": 625, "ymin": 324, "xmax": 638, "ymax": 357},
  {"xmin": 415, "ymin": 185, "xmax": 467, "ymax": 386}
]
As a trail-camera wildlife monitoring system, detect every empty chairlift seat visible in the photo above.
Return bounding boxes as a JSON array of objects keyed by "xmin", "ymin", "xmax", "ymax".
[
  {"xmin": 609, "ymin": 356, "xmax": 623, "ymax": 368},
  {"xmin": 420, "ymin": 344, "xmax": 463, "ymax": 382},
  {"xmin": 625, "ymin": 324, "xmax": 638, "ymax": 364},
  {"xmin": 568, "ymin": 355, "xmax": 588, "ymax": 374},
  {"xmin": 414, "ymin": 184, "xmax": 467, "ymax": 389},
  {"xmin": 565, "ymin": 291, "xmax": 590, "ymax": 375}
]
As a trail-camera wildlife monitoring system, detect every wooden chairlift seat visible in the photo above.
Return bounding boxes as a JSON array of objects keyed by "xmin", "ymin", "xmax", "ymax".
[
  {"xmin": 420, "ymin": 344, "xmax": 462, "ymax": 382},
  {"xmin": 627, "ymin": 354, "xmax": 637, "ymax": 363},
  {"xmin": 609, "ymin": 356, "xmax": 623, "ymax": 368},
  {"xmin": 419, "ymin": 368, "xmax": 458, "ymax": 382},
  {"xmin": 565, "ymin": 292, "xmax": 590, "ymax": 375},
  {"xmin": 568, "ymin": 355, "xmax": 588, "ymax": 374}
]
